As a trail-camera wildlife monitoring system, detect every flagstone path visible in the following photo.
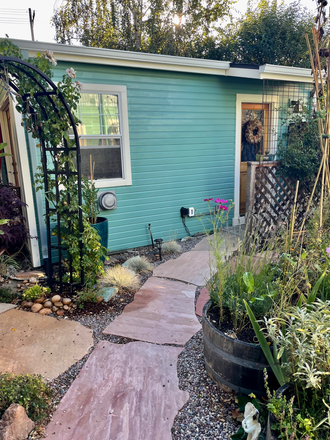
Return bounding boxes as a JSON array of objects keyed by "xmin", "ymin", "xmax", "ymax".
[
  {"xmin": 43, "ymin": 231, "xmax": 242, "ymax": 439},
  {"xmin": 103, "ymin": 277, "xmax": 201, "ymax": 345},
  {"xmin": 45, "ymin": 341, "xmax": 189, "ymax": 440},
  {"xmin": 0, "ymin": 309, "xmax": 93, "ymax": 381}
]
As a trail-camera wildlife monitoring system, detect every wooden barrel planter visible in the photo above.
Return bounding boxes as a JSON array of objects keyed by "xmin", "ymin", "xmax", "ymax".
[{"xmin": 202, "ymin": 300, "xmax": 278, "ymax": 395}]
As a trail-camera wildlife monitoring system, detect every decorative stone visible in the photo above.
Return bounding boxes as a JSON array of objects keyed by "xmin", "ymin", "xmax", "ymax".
[
  {"xmin": 62, "ymin": 298, "xmax": 71, "ymax": 305},
  {"xmin": 39, "ymin": 308, "xmax": 52, "ymax": 315},
  {"xmin": 242, "ymin": 403, "xmax": 261, "ymax": 440},
  {"xmin": 14, "ymin": 270, "xmax": 45, "ymax": 280},
  {"xmin": 22, "ymin": 280, "xmax": 28, "ymax": 284},
  {"xmin": 51, "ymin": 295, "xmax": 61, "ymax": 303},
  {"xmin": 31, "ymin": 304, "xmax": 43, "ymax": 313},
  {"xmin": 34, "ymin": 297, "xmax": 45, "ymax": 304},
  {"xmin": 17, "ymin": 284, "xmax": 21, "ymax": 288},
  {"xmin": 54, "ymin": 301, "xmax": 63, "ymax": 308},
  {"xmin": 29, "ymin": 277, "xmax": 38, "ymax": 284},
  {"xmin": 52, "ymin": 306, "xmax": 59, "ymax": 312},
  {"xmin": 57, "ymin": 310, "xmax": 64, "ymax": 316},
  {"xmin": 0, "ymin": 403, "xmax": 35, "ymax": 440},
  {"xmin": 44, "ymin": 301, "xmax": 52, "ymax": 308},
  {"xmin": 96, "ymin": 295, "xmax": 103, "ymax": 303},
  {"xmin": 22, "ymin": 301, "xmax": 33, "ymax": 308},
  {"xmin": 63, "ymin": 305, "xmax": 69, "ymax": 311},
  {"xmin": 99, "ymin": 287, "xmax": 118, "ymax": 303}
]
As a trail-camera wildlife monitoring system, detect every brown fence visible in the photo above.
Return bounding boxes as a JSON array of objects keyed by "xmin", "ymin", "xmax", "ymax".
[{"xmin": 245, "ymin": 162, "xmax": 317, "ymax": 239}]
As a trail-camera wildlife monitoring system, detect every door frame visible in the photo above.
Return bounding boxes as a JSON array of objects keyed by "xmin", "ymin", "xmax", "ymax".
[{"xmin": 233, "ymin": 93, "xmax": 279, "ymax": 226}]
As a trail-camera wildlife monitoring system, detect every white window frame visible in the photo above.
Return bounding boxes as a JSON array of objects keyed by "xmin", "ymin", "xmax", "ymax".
[{"xmin": 74, "ymin": 84, "xmax": 132, "ymax": 188}]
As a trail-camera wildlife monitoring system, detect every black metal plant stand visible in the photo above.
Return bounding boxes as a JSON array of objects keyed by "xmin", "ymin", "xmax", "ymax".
[{"xmin": 0, "ymin": 56, "xmax": 84, "ymax": 293}]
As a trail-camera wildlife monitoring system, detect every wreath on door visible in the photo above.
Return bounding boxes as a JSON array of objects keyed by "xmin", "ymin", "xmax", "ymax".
[{"xmin": 245, "ymin": 118, "xmax": 264, "ymax": 144}]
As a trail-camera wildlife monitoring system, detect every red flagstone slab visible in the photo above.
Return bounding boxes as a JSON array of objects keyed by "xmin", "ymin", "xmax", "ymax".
[
  {"xmin": 153, "ymin": 250, "xmax": 210, "ymax": 286},
  {"xmin": 196, "ymin": 288, "xmax": 210, "ymax": 317},
  {"xmin": 45, "ymin": 341, "xmax": 189, "ymax": 440},
  {"xmin": 103, "ymin": 277, "xmax": 201, "ymax": 345},
  {"xmin": 0, "ymin": 310, "xmax": 93, "ymax": 381}
]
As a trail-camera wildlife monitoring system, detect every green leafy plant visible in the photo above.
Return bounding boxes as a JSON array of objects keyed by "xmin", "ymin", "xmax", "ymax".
[
  {"xmin": 0, "ymin": 254, "xmax": 19, "ymax": 276},
  {"xmin": 0, "ymin": 373, "xmax": 52, "ymax": 421},
  {"xmin": 22, "ymin": 285, "xmax": 51, "ymax": 301},
  {"xmin": 75, "ymin": 287, "xmax": 100, "ymax": 307}
]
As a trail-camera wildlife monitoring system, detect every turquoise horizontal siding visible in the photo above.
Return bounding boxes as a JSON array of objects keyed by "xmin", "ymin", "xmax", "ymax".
[{"xmin": 43, "ymin": 64, "xmax": 264, "ymax": 252}]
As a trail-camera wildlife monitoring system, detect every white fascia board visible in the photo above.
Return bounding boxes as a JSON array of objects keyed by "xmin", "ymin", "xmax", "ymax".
[
  {"xmin": 8, "ymin": 39, "xmax": 230, "ymax": 76},
  {"xmin": 259, "ymin": 64, "xmax": 314, "ymax": 83},
  {"xmin": 225, "ymin": 67, "xmax": 260, "ymax": 79}
]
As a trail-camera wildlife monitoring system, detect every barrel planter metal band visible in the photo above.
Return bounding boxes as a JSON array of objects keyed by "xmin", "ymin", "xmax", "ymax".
[{"xmin": 202, "ymin": 300, "xmax": 277, "ymax": 396}]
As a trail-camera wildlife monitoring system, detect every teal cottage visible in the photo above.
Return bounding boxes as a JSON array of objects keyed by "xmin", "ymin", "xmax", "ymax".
[{"xmin": 0, "ymin": 39, "xmax": 313, "ymax": 268}]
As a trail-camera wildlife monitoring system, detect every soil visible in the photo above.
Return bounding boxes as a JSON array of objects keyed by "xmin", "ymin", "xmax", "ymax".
[{"xmin": 207, "ymin": 305, "xmax": 259, "ymax": 344}]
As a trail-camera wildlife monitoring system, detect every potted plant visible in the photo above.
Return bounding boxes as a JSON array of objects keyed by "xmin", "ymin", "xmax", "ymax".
[
  {"xmin": 264, "ymin": 150, "xmax": 270, "ymax": 160},
  {"xmin": 85, "ymin": 155, "xmax": 108, "ymax": 250},
  {"xmin": 256, "ymin": 152, "xmax": 264, "ymax": 162},
  {"xmin": 201, "ymin": 199, "xmax": 279, "ymax": 395}
]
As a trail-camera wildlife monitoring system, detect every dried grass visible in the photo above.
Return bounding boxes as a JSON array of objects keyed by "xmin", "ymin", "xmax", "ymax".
[
  {"xmin": 162, "ymin": 240, "xmax": 182, "ymax": 254},
  {"xmin": 102, "ymin": 265, "xmax": 140, "ymax": 291},
  {"xmin": 124, "ymin": 256, "xmax": 153, "ymax": 273}
]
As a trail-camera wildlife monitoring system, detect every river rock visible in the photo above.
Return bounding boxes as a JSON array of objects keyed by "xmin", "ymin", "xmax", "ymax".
[
  {"xmin": 51, "ymin": 295, "xmax": 61, "ymax": 303},
  {"xmin": 44, "ymin": 301, "xmax": 52, "ymax": 308},
  {"xmin": 63, "ymin": 305, "xmax": 69, "ymax": 311},
  {"xmin": 96, "ymin": 295, "xmax": 104, "ymax": 303},
  {"xmin": 21, "ymin": 301, "xmax": 33, "ymax": 308},
  {"xmin": 54, "ymin": 301, "xmax": 63, "ymax": 308},
  {"xmin": 39, "ymin": 308, "xmax": 52, "ymax": 315},
  {"xmin": 29, "ymin": 277, "xmax": 38, "ymax": 284},
  {"xmin": 31, "ymin": 303, "xmax": 43, "ymax": 313},
  {"xmin": 34, "ymin": 297, "xmax": 45, "ymax": 304},
  {"xmin": 52, "ymin": 306, "xmax": 59, "ymax": 312},
  {"xmin": 57, "ymin": 310, "xmax": 64, "ymax": 316},
  {"xmin": 62, "ymin": 298, "xmax": 71, "ymax": 305},
  {"xmin": 0, "ymin": 403, "xmax": 35, "ymax": 440}
]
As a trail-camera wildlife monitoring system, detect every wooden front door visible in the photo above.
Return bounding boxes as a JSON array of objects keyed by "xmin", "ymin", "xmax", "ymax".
[{"xmin": 240, "ymin": 103, "xmax": 269, "ymax": 215}]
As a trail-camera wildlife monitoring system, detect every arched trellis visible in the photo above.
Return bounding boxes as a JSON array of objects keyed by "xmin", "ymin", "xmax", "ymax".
[{"xmin": 0, "ymin": 56, "xmax": 84, "ymax": 292}]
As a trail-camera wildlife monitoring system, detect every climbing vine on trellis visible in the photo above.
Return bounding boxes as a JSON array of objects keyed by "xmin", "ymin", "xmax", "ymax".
[{"xmin": 0, "ymin": 40, "xmax": 107, "ymax": 291}]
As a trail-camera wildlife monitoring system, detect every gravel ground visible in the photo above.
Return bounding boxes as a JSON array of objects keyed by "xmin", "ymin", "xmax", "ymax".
[{"xmin": 28, "ymin": 234, "xmax": 241, "ymax": 439}]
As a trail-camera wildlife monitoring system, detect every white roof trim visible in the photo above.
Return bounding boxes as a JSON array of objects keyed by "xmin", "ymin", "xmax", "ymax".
[{"xmin": 7, "ymin": 38, "xmax": 314, "ymax": 82}]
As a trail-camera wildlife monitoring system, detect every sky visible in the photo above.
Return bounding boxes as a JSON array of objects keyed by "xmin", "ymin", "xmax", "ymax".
[{"xmin": 0, "ymin": 0, "xmax": 319, "ymax": 44}]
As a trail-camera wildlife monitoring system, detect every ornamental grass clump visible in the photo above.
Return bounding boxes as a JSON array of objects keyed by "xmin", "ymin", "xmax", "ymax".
[
  {"xmin": 102, "ymin": 265, "xmax": 140, "ymax": 292},
  {"xmin": 161, "ymin": 240, "xmax": 182, "ymax": 255},
  {"xmin": 123, "ymin": 256, "xmax": 153, "ymax": 273}
]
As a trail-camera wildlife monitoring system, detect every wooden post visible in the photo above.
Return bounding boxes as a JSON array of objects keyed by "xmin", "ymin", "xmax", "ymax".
[{"xmin": 246, "ymin": 161, "xmax": 258, "ymax": 213}]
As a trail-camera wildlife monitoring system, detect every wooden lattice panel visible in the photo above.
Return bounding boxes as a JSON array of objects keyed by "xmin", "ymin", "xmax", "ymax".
[{"xmin": 249, "ymin": 164, "xmax": 318, "ymax": 240}]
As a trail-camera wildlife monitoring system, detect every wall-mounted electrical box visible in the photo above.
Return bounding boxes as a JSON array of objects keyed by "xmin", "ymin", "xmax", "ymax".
[
  {"xmin": 98, "ymin": 191, "xmax": 117, "ymax": 210},
  {"xmin": 188, "ymin": 207, "xmax": 195, "ymax": 217}
]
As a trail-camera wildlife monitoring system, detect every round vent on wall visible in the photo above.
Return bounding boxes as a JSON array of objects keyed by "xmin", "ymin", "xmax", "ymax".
[{"xmin": 98, "ymin": 191, "xmax": 117, "ymax": 210}]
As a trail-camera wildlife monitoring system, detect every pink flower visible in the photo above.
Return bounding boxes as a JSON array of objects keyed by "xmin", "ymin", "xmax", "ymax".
[
  {"xmin": 219, "ymin": 199, "xmax": 228, "ymax": 204},
  {"xmin": 327, "ymin": 247, "xmax": 330, "ymax": 257},
  {"xmin": 204, "ymin": 198, "xmax": 213, "ymax": 202},
  {"xmin": 222, "ymin": 207, "xmax": 228, "ymax": 211},
  {"xmin": 214, "ymin": 198, "xmax": 221, "ymax": 204}
]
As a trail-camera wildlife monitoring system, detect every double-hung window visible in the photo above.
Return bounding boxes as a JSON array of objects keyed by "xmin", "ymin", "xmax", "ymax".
[{"xmin": 71, "ymin": 84, "xmax": 131, "ymax": 187}]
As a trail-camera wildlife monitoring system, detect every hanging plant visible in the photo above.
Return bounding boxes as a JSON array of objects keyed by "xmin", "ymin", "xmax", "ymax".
[{"xmin": 245, "ymin": 118, "xmax": 264, "ymax": 144}]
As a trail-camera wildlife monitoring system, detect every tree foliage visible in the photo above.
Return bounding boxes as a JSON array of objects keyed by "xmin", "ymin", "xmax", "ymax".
[
  {"xmin": 52, "ymin": 0, "xmax": 234, "ymax": 57},
  {"xmin": 207, "ymin": 0, "xmax": 317, "ymax": 67}
]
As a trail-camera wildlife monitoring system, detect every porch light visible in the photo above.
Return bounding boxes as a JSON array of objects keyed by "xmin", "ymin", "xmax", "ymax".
[{"xmin": 155, "ymin": 238, "xmax": 163, "ymax": 261}]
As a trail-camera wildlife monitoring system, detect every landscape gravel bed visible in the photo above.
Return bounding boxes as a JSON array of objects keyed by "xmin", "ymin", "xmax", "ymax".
[{"xmin": 28, "ymin": 234, "xmax": 241, "ymax": 439}]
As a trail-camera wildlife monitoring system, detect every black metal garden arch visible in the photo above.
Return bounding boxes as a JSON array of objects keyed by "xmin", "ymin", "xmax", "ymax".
[{"xmin": 0, "ymin": 56, "xmax": 84, "ymax": 293}]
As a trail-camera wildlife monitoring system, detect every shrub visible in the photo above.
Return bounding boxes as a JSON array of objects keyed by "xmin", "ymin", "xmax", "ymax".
[
  {"xmin": 0, "ymin": 286, "xmax": 16, "ymax": 303},
  {"xmin": 22, "ymin": 285, "xmax": 51, "ymax": 301},
  {"xmin": 162, "ymin": 240, "xmax": 182, "ymax": 254},
  {"xmin": 0, "ymin": 373, "xmax": 52, "ymax": 421},
  {"xmin": 75, "ymin": 288, "xmax": 100, "ymax": 305},
  {"xmin": 102, "ymin": 266, "xmax": 140, "ymax": 291},
  {"xmin": 124, "ymin": 256, "xmax": 153, "ymax": 273}
]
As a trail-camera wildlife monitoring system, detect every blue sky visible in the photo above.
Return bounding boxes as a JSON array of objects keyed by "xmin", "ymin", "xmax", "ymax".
[{"xmin": 1, "ymin": 0, "xmax": 318, "ymax": 43}]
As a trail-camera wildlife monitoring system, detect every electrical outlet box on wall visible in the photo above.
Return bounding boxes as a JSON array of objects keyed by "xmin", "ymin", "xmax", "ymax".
[{"xmin": 188, "ymin": 207, "xmax": 195, "ymax": 217}]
